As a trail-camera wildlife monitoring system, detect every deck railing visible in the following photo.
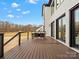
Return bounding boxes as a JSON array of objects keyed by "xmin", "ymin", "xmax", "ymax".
[
  {"xmin": 4, "ymin": 32, "xmax": 22, "ymax": 46},
  {"xmin": 0, "ymin": 33, "xmax": 4, "ymax": 57},
  {"xmin": 0, "ymin": 32, "xmax": 26, "ymax": 57}
]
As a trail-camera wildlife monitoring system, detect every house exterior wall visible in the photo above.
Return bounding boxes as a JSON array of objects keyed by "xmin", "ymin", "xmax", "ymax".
[
  {"xmin": 43, "ymin": 6, "xmax": 51, "ymax": 36},
  {"xmin": 50, "ymin": 0, "xmax": 79, "ymax": 46},
  {"xmin": 42, "ymin": 0, "xmax": 79, "ymax": 53}
]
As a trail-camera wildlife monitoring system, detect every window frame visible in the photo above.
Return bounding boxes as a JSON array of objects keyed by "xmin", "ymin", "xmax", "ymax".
[
  {"xmin": 56, "ymin": 13, "xmax": 66, "ymax": 42},
  {"xmin": 51, "ymin": 1, "xmax": 54, "ymax": 15},
  {"xmin": 69, "ymin": 3, "xmax": 79, "ymax": 47},
  {"xmin": 51, "ymin": 21, "xmax": 55, "ymax": 37},
  {"xmin": 56, "ymin": 0, "xmax": 64, "ymax": 9}
]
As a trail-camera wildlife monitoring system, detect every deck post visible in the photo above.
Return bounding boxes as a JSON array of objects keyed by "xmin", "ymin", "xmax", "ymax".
[
  {"xmin": 27, "ymin": 32, "xmax": 29, "ymax": 40},
  {"xmin": 0, "ymin": 33, "xmax": 4, "ymax": 57},
  {"xmin": 19, "ymin": 32, "xmax": 21, "ymax": 46},
  {"xmin": 32, "ymin": 32, "xmax": 34, "ymax": 39}
]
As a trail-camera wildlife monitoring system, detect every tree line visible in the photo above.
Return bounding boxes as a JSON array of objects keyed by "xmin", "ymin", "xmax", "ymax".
[{"xmin": 0, "ymin": 21, "xmax": 39, "ymax": 32}]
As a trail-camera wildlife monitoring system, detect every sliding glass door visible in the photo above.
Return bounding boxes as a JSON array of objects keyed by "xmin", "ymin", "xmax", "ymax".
[
  {"xmin": 74, "ymin": 8, "xmax": 79, "ymax": 46},
  {"xmin": 56, "ymin": 14, "xmax": 66, "ymax": 42},
  {"xmin": 70, "ymin": 4, "xmax": 79, "ymax": 48}
]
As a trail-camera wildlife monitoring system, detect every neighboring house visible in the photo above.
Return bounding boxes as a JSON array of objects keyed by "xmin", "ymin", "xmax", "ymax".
[
  {"xmin": 36, "ymin": 25, "xmax": 44, "ymax": 32},
  {"xmin": 42, "ymin": 0, "xmax": 79, "ymax": 53}
]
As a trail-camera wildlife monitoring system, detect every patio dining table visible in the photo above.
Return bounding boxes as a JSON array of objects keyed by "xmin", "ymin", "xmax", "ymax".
[{"xmin": 32, "ymin": 32, "xmax": 45, "ymax": 39}]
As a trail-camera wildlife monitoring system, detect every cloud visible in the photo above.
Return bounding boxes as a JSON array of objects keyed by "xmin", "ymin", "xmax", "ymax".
[
  {"xmin": 11, "ymin": 2, "xmax": 19, "ymax": 8},
  {"xmin": 22, "ymin": 10, "xmax": 30, "ymax": 15},
  {"xmin": 16, "ymin": 9, "xmax": 21, "ymax": 11},
  {"xmin": 27, "ymin": 0, "xmax": 38, "ymax": 4},
  {"xmin": 8, "ymin": 14, "xmax": 14, "ymax": 18}
]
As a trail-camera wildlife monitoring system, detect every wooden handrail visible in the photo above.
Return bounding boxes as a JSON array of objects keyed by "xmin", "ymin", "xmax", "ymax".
[{"xmin": 4, "ymin": 32, "xmax": 21, "ymax": 46}]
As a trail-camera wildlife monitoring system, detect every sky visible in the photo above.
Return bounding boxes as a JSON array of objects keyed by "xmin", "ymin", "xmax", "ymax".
[{"xmin": 0, "ymin": 0, "xmax": 48, "ymax": 25}]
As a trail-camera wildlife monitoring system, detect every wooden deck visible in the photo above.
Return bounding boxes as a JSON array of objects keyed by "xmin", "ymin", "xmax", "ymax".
[{"xmin": 1, "ymin": 37, "xmax": 79, "ymax": 59}]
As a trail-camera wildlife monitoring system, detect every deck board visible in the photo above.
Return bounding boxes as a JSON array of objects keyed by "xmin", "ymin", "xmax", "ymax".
[{"xmin": 1, "ymin": 37, "xmax": 79, "ymax": 59}]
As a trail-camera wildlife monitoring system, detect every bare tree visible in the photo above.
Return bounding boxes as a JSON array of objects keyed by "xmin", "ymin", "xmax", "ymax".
[{"xmin": 0, "ymin": 21, "xmax": 39, "ymax": 32}]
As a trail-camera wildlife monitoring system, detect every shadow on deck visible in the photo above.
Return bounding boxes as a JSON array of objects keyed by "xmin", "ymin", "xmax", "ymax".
[{"xmin": 1, "ymin": 37, "xmax": 79, "ymax": 59}]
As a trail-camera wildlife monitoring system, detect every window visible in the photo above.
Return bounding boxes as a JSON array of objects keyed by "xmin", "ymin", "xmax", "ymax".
[
  {"xmin": 51, "ymin": 21, "xmax": 54, "ymax": 37},
  {"xmin": 56, "ymin": 0, "xmax": 64, "ymax": 8},
  {"xmin": 60, "ymin": 0, "xmax": 64, "ymax": 3},
  {"xmin": 75, "ymin": 8, "xmax": 79, "ymax": 46},
  {"xmin": 51, "ymin": 1, "xmax": 54, "ymax": 15},
  {"xmin": 56, "ymin": 14, "xmax": 66, "ymax": 42},
  {"xmin": 70, "ymin": 3, "xmax": 79, "ymax": 48},
  {"xmin": 57, "ymin": 0, "xmax": 60, "ymax": 8}
]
